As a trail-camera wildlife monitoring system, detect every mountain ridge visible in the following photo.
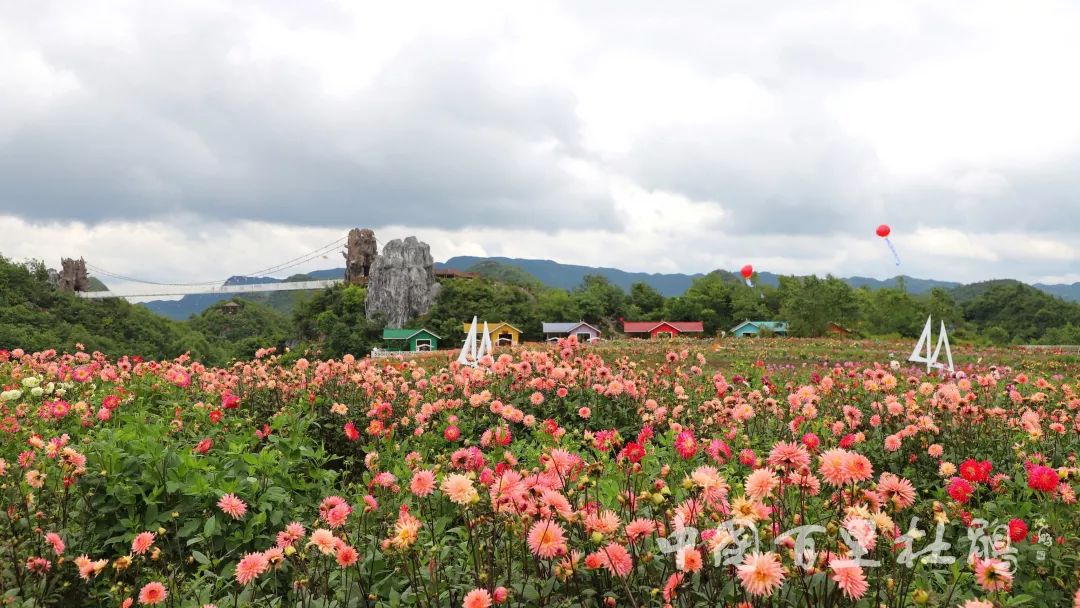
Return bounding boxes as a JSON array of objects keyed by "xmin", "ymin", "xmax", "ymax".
[{"xmin": 135, "ymin": 256, "xmax": 1080, "ymax": 319}]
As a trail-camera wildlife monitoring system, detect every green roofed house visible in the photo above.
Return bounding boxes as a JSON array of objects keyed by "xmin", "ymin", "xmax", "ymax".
[
  {"xmin": 730, "ymin": 320, "xmax": 789, "ymax": 337},
  {"xmin": 382, "ymin": 328, "xmax": 441, "ymax": 352}
]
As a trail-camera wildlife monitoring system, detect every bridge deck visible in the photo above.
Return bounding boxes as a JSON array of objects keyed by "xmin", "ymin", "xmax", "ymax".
[{"xmin": 76, "ymin": 279, "xmax": 344, "ymax": 299}]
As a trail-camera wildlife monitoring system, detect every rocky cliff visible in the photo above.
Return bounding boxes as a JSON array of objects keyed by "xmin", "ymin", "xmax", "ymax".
[{"xmin": 365, "ymin": 237, "xmax": 441, "ymax": 328}]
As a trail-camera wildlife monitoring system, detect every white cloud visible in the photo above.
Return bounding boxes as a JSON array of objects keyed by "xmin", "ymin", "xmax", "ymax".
[
  {"xmin": 826, "ymin": 1, "xmax": 1080, "ymax": 177},
  {"xmin": 1, "ymin": 0, "xmax": 1078, "ymax": 286},
  {"xmin": 906, "ymin": 228, "xmax": 999, "ymax": 262},
  {"xmin": 575, "ymin": 56, "xmax": 775, "ymax": 156}
]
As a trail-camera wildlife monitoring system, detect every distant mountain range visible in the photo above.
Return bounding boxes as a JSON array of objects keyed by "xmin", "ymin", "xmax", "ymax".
[
  {"xmin": 437, "ymin": 256, "xmax": 707, "ymax": 295},
  {"xmin": 134, "ymin": 256, "xmax": 1080, "ymax": 319},
  {"xmin": 1033, "ymin": 282, "xmax": 1080, "ymax": 302},
  {"xmin": 440, "ymin": 258, "xmax": 1080, "ymax": 303}
]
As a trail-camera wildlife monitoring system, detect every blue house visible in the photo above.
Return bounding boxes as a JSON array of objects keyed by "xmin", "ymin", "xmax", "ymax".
[{"xmin": 730, "ymin": 320, "xmax": 789, "ymax": 337}]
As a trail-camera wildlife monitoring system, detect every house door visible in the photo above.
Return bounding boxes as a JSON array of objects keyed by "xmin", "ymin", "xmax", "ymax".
[
  {"xmin": 498, "ymin": 333, "xmax": 513, "ymax": 345},
  {"xmin": 576, "ymin": 332, "xmax": 592, "ymax": 343},
  {"xmin": 654, "ymin": 331, "xmax": 673, "ymax": 339},
  {"xmin": 414, "ymin": 339, "xmax": 432, "ymax": 351}
]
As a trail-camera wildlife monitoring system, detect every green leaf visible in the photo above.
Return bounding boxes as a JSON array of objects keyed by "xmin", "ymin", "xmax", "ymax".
[
  {"xmin": 203, "ymin": 515, "xmax": 218, "ymax": 537},
  {"xmin": 179, "ymin": 518, "xmax": 201, "ymax": 538},
  {"xmin": 191, "ymin": 550, "xmax": 210, "ymax": 565},
  {"xmin": 144, "ymin": 503, "xmax": 159, "ymax": 527}
]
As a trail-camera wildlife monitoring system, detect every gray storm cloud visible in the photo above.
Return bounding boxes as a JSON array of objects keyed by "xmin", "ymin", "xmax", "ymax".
[{"xmin": 0, "ymin": 5, "xmax": 614, "ymax": 231}]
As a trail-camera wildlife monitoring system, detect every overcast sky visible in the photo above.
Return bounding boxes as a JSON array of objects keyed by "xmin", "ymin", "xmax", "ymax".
[{"xmin": 2, "ymin": 0, "xmax": 1079, "ymax": 295}]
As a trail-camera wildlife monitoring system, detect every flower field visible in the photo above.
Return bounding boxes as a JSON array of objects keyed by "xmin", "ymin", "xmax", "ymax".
[{"xmin": 0, "ymin": 339, "xmax": 1078, "ymax": 607}]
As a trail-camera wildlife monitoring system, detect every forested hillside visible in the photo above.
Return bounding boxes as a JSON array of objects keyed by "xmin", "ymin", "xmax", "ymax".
[
  {"xmin": 0, "ymin": 256, "xmax": 294, "ymax": 363},
  {"xmin": 0, "ymin": 257, "xmax": 210, "ymax": 359}
]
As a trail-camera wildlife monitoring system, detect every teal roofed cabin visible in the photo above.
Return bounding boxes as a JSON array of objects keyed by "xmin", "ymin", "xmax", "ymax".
[
  {"xmin": 382, "ymin": 328, "xmax": 441, "ymax": 351},
  {"xmin": 730, "ymin": 320, "xmax": 789, "ymax": 337}
]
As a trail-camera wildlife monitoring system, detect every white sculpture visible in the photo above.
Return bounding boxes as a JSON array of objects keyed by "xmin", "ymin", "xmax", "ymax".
[
  {"xmin": 909, "ymin": 315, "xmax": 954, "ymax": 373},
  {"xmin": 479, "ymin": 321, "xmax": 493, "ymax": 358},
  {"xmin": 457, "ymin": 316, "xmax": 493, "ymax": 367}
]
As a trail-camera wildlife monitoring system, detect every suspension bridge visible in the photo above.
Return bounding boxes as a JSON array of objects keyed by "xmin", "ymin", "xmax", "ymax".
[
  {"xmin": 68, "ymin": 234, "xmax": 351, "ymax": 299},
  {"xmin": 76, "ymin": 279, "xmax": 346, "ymax": 299},
  {"xmin": 63, "ymin": 229, "xmax": 474, "ymax": 300}
]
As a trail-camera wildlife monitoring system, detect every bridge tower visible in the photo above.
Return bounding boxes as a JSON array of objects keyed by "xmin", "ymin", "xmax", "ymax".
[
  {"xmin": 56, "ymin": 257, "xmax": 90, "ymax": 293},
  {"xmin": 343, "ymin": 228, "xmax": 377, "ymax": 285}
]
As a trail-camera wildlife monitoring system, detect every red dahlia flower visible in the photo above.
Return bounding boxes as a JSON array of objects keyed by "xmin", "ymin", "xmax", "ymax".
[
  {"xmin": 343, "ymin": 422, "xmax": 360, "ymax": 442},
  {"xmin": 674, "ymin": 431, "xmax": 698, "ymax": 460},
  {"xmin": 960, "ymin": 459, "xmax": 992, "ymax": 483},
  {"xmin": 947, "ymin": 477, "xmax": 974, "ymax": 503},
  {"xmin": 619, "ymin": 441, "xmax": 645, "ymax": 463},
  {"xmin": 1027, "ymin": 465, "xmax": 1059, "ymax": 493},
  {"xmin": 1008, "ymin": 518, "xmax": 1028, "ymax": 543}
]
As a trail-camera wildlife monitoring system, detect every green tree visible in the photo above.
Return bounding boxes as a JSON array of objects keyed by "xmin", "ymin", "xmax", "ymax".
[
  {"xmin": 572, "ymin": 275, "xmax": 628, "ymax": 325},
  {"xmin": 664, "ymin": 272, "xmax": 736, "ymax": 335},
  {"xmin": 421, "ymin": 278, "xmax": 542, "ymax": 341},
  {"xmin": 926, "ymin": 288, "xmax": 961, "ymax": 328},
  {"xmin": 536, "ymin": 288, "xmax": 581, "ymax": 323},
  {"xmin": 984, "ymin": 326, "xmax": 1010, "ymax": 345},
  {"xmin": 729, "ymin": 285, "xmax": 771, "ymax": 327},
  {"xmin": 629, "ymin": 282, "xmax": 664, "ymax": 318},
  {"xmin": 293, "ymin": 284, "xmax": 384, "ymax": 358},
  {"xmin": 188, "ymin": 299, "xmax": 290, "ymax": 362},
  {"xmin": 778, "ymin": 275, "xmax": 861, "ymax": 337},
  {"xmin": 863, "ymin": 287, "xmax": 924, "ymax": 337}
]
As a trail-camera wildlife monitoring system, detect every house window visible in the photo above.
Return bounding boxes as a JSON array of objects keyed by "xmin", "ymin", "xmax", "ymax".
[
  {"xmin": 655, "ymin": 331, "xmax": 673, "ymax": 339},
  {"xmin": 414, "ymin": 339, "xmax": 432, "ymax": 351},
  {"xmin": 576, "ymin": 332, "xmax": 592, "ymax": 343}
]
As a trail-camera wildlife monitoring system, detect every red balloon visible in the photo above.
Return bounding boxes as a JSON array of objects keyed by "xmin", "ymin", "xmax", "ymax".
[
  {"xmin": 876, "ymin": 224, "xmax": 891, "ymax": 238},
  {"xmin": 740, "ymin": 264, "xmax": 753, "ymax": 279}
]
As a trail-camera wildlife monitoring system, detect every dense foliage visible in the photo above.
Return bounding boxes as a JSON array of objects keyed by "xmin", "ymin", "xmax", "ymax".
[
  {"xmin": 187, "ymin": 300, "xmax": 292, "ymax": 362},
  {"xmin": 0, "ymin": 339, "xmax": 1077, "ymax": 607},
  {"xmin": 0, "ymin": 258, "xmax": 212, "ymax": 360},
  {"xmin": 413, "ymin": 267, "xmax": 1080, "ymax": 345},
  {"xmin": 0, "ymin": 256, "xmax": 289, "ymax": 365},
  {"xmin": 292, "ymin": 283, "xmax": 384, "ymax": 359}
]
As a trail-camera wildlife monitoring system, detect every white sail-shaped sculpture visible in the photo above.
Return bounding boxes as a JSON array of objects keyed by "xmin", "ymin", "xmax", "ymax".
[
  {"xmin": 457, "ymin": 317, "xmax": 494, "ymax": 367},
  {"xmin": 479, "ymin": 321, "xmax": 493, "ymax": 360},
  {"xmin": 458, "ymin": 316, "xmax": 479, "ymax": 366},
  {"xmin": 908, "ymin": 315, "xmax": 954, "ymax": 373}
]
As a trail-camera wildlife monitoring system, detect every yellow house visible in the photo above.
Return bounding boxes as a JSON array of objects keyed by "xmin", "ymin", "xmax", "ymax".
[{"xmin": 462, "ymin": 321, "xmax": 522, "ymax": 346}]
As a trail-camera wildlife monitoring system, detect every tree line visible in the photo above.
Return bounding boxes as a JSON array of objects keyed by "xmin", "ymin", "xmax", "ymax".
[
  {"xmin": 3, "ymin": 254, "xmax": 1079, "ymax": 364},
  {"xmin": 293, "ymin": 265, "xmax": 1080, "ymax": 358}
]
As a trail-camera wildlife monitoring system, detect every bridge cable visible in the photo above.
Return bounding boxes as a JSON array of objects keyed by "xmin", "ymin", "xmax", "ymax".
[{"xmin": 83, "ymin": 236, "xmax": 347, "ymax": 288}]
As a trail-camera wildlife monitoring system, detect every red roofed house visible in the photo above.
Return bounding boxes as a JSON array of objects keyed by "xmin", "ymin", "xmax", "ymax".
[{"xmin": 622, "ymin": 320, "xmax": 705, "ymax": 339}]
